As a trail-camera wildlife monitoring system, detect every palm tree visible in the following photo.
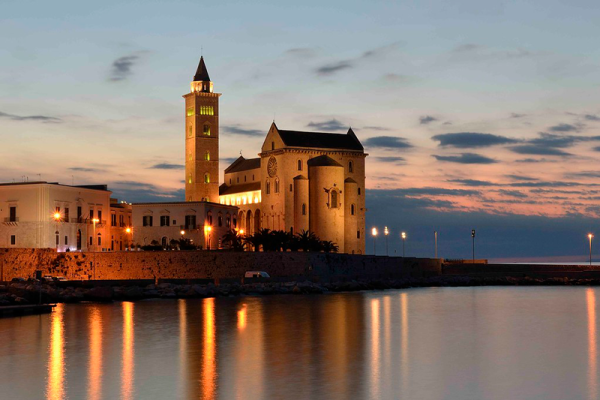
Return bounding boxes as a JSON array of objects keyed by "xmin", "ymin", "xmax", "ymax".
[
  {"xmin": 296, "ymin": 230, "xmax": 321, "ymax": 252},
  {"xmin": 243, "ymin": 232, "xmax": 263, "ymax": 252},
  {"xmin": 222, "ymin": 230, "xmax": 244, "ymax": 251},
  {"xmin": 321, "ymin": 240, "xmax": 339, "ymax": 253}
]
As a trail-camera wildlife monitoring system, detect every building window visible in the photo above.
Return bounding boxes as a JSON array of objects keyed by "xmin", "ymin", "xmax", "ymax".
[
  {"xmin": 226, "ymin": 214, "xmax": 231, "ymax": 228},
  {"xmin": 10, "ymin": 235, "xmax": 16, "ymax": 246},
  {"xmin": 266, "ymin": 181, "xmax": 271, "ymax": 195},
  {"xmin": 160, "ymin": 216, "xmax": 170, "ymax": 226},
  {"xmin": 187, "ymin": 107, "xmax": 194, "ymax": 117},
  {"xmin": 218, "ymin": 214, "xmax": 223, "ymax": 227},
  {"xmin": 90, "ymin": 210, "xmax": 94, "ymax": 220},
  {"xmin": 205, "ymin": 151, "xmax": 210, "ymax": 161},
  {"xmin": 98, "ymin": 211, "xmax": 102, "ymax": 222},
  {"xmin": 349, "ymin": 161, "xmax": 354, "ymax": 173},
  {"xmin": 204, "ymin": 173, "xmax": 210, "ymax": 183},
  {"xmin": 64, "ymin": 208, "xmax": 69, "ymax": 222},
  {"xmin": 97, "ymin": 234, "xmax": 102, "ymax": 246},
  {"xmin": 64, "ymin": 236, "xmax": 68, "ymax": 246},
  {"xmin": 119, "ymin": 215, "xmax": 124, "ymax": 227},
  {"xmin": 275, "ymin": 179, "xmax": 280, "ymax": 193},
  {"xmin": 56, "ymin": 234, "xmax": 59, "ymax": 246},
  {"xmin": 244, "ymin": 175, "xmax": 247, "ymax": 182},
  {"xmin": 9, "ymin": 207, "xmax": 16, "ymax": 222},
  {"xmin": 143, "ymin": 216, "xmax": 153, "ymax": 227},
  {"xmin": 271, "ymin": 141, "xmax": 275, "ymax": 150},
  {"xmin": 90, "ymin": 236, "xmax": 93, "ymax": 246},
  {"xmin": 185, "ymin": 215, "xmax": 196, "ymax": 230},
  {"xmin": 233, "ymin": 217, "xmax": 237, "ymax": 228},
  {"xmin": 188, "ymin": 174, "xmax": 192, "ymax": 184},
  {"xmin": 188, "ymin": 125, "xmax": 193, "ymax": 137},
  {"xmin": 330, "ymin": 190, "xmax": 339, "ymax": 208},
  {"xmin": 302, "ymin": 203, "xmax": 306, "ymax": 216},
  {"xmin": 203, "ymin": 124, "xmax": 211, "ymax": 136},
  {"xmin": 351, "ymin": 204, "xmax": 355, "ymax": 215},
  {"xmin": 229, "ymin": 178, "xmax": 231, "ymax": 184},
  {"xmin": 199, "ymin": 106, "xmax": 214, "ymax": 116},
  {"xmin": 290, "ymin": 184, "xmax": 293, "ymax": 192},
  {"xmin": 77, "ymin": 206, "xmax": 82, "ymax": 221},
  {"xmin": 207, "ymin": 212, "xmax": 213, "ymax": 225},
  {"xmin": 357, "ymin": 231, "xmax": 361, "ymax": 239},
  {"xmin": 297, "ymin": 160, "xmax": 302, "ymax": 171},
  {"xmin": 111, "ymin": 213, "xmax": 117, "ymax": 226},
  {"xmin": 358, "ymin": 187, "xmax": 361, "ymax": 196}
]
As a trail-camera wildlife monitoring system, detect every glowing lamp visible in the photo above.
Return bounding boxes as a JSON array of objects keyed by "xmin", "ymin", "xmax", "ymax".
[
  {"xmin": 401, "ymin": 232, "xmax": 407, "ymax": 240},
  {"xmin": 53, "ymin": 212, "xmax": 61, "ymax": 221},
  {"xmin": 372, "ymin": 227, "xmax": 378, "ymax": 237},
  {"xmin": 180, "ymin": 230, "xmax": 185, "ymax": 235},
  {"xmin": 384, "ymin": 226, "xmax": 389, "ymax": 236}
]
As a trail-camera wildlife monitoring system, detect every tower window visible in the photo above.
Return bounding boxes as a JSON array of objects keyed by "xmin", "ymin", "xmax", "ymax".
[
  {"xmin": 290, "ymin": 184, "xmax": 293, "ymax": 192},
  {"xmin": 302, "ymin": 204, "xmax": 306, "ymax": 216},
  {"xmin": 188, "ymin": 125, "xmax": 193, "ymax": 137},
  {"xmin": 203, "ymin": 124, "xmax": 211, "ymax": 136},
  {"xmin": 330, "ymin": 190, "xmax": 339, "ymax": 208},
  {"xmin": 187, "ymin": 108, "xmax": 194, "ymax": 117},
  {"xmin": 297, "ymin": 160, "xmax": 302, "ymax": 171},
  {"xmin": 204, "ymin": 151, "xmax": 210, "ymax": 161},
  {"xmin": 204, "ymin": 173, "xmax": 210, "ymax": 183},
  {"xmin": 188, "ymin": 174, "xmax": 192, "ymax": 184},
  {"xmin": 244, "ymin": 175, "xmax": 247, "ymax": 182},
  {"xmin": 10, "ymin": 235, "xmax": 16, "ymax": 246},
  {"xmin": 200, "ymin": 106, "xmax": 214, "ymax": 116},
  {"xmin": 357, "ymin": 230, "xmax": 361, "ymax": 239},
  {"xmin": 189, "ymin": 153, "xmax": 193, "ymax": 161},
  {"xmin": 358, "ymin": 187, "xmax": 361, "ymax": 195},
  {"xmin": 266, "ymin": 181, "xmax": 271, "ymax": 195},
  {"xmin": 271, "ymin": 142, "xmax": 275, "ymax": 150},
  {"xmin": 349, "ymin": 161, "xmax": 354, "ymax": 173},
  {"xmin": 275, "ymin": 179, "xmax": 280, "ymax": 193},
  {"xmin": 351, "ymin": 204, "xmax": 355, "ymax": 215}
]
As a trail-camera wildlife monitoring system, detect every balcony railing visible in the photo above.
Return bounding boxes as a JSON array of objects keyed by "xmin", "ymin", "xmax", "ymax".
[{"xmin": 3, "ymin": 217, "xmax": 18, "ymax": 223}]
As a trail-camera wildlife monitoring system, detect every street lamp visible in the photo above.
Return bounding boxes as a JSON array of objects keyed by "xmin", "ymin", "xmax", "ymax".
[
  {"xmin": 434, "ymin": 231, "xmax": 438, "ymax": 259},
  {"xmin": 92, "ymin": 218, "xmax": 99, "ymax": 280},
  {"xmin": 372, "ymin": 227, "xmax": 378, "ymax": 255},
  {"xmin": 207, "ymin": 226, "xmax": 212, "ymax": 250},
  {"xmin": 471, "ymin": 229, "xmax": 476, "ymax": 264},
  {"xmin": 125, "ymin": 227, "xmax": 132, "ymax": 250},
  {"xmin": 589, "ymin": 233, "xmax": 594, "ymax": 266},
  {"xmin": 384, "ymin": 226, "xmax": 389, "ymax": 256},
  {"xmin": 401, "ymin": 232, "xmax": 407, "ymax": 257}
]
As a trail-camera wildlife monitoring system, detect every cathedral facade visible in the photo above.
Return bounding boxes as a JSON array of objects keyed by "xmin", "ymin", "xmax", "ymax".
[{"xmin": 186, "ymin": 57, "xmax": 367, "ymax": 254}]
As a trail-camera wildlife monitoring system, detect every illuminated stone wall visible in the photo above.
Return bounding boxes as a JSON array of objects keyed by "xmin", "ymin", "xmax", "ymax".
[{"xmin": 0, "ymin": 248, "xmax": 441, "ymax": 282}]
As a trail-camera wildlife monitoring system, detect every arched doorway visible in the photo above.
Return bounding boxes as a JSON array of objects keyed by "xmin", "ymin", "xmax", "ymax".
[
  {"xmin": 161, "ymin": 236, "xmax": 168, "ymax": 248},
  {"xmin": 76, "ymin": 229, "xmax": 82, "ymax": 251},
  {"xmin": 246, "ymin": 210, "xmax": 253, "ymax": 235},
  {"xmin": 254, "ymin": 209, "xmax": 261, "ymax": 232},
  {"xmin": 239, "ymin": 211, "xmax": 245, "ymax": 232}
]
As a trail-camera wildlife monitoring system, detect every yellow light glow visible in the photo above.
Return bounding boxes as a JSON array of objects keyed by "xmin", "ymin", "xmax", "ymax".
[
  {"xmin": 590, "ymin": 233, "xmax": 594, "ymax": 240},
  {"xmin": 240, "ymin": 229, "xmax": 244, "ymax": 235},
  {"xmin": 181, "ymin": 230, "xmax": 185, "ymax": 235},
  {"xmin": 121, "ymin": 302, "xmax": 134, "ymax": 400},
  {"xmin": 88, "ymin": 307, "xmax": 103, "ymax": 400},
  {"xmin": 125, "ymin": 228, "xmax": 131, "ymax": 234},
  {"xmin": 372, "ymin": 227, "xmax": 378, "ymax": 237},
  {"xmin": 47, "ymin": 303, "xmax": 65, "ymax": 400},
  {"xmin": 238, "ymin": 304, "xmax": 247, "ymax": 331},
  {"xmin": 203, "ymin": 298, "xmax": 216, "ymax": 399},
  {"xmin": 92, "ymin": 218, "xmax": 99, "ymax": 223},
  {"xmin": 588, "ymin": 288, "xmax": 597, "ymax": 399},
  {"xmin": 401, "ymin": 232, "xmax": 407, "ymax": 239},
  {"xmin": 53, "ymin": 212, "xmax": 61, "ymax": 221},
  {"xmin": 384, "ymin": 226, "xmax": 389, "ymax": 236}
]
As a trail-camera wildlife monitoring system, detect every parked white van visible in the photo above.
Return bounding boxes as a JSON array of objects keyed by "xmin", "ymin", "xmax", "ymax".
[{"xmin": 244, "ymin": 271, "xmax": 270, "ymax": 278}]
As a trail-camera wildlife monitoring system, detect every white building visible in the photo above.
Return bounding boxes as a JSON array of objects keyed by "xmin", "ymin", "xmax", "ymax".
[
  {"xmin": 131, "ymin": 201, "xmax": 238, "ymax": 250},
  {"xmin": 0, "ymin": 182, "xmax": 131, "ymax": 251}
]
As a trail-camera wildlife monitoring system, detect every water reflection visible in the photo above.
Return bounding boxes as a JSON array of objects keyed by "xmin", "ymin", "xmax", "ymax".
[
  {"xmin": 178, "ymin": 300, "xmax": 187, "ymax": 399},
  {"xmin": 46, "ymin": 303, "xmax": 65, "ymax": 400},
  {"xmin": 400, "ymin": 292, "xmax": 409, "ymax": 393},
  {"xmin": 202, "ymin": 297, "xmax": 216, "ymax": 400},
  {"xmin": 588, "ymin": 288, "xmax": 597, "ymax": 400},
  {"xmin": 88, "ymin": 307, "xmax": 103, "ymax": 400},
  {"xmin": 121, "ymin": 302, "xmax": 135, "ymax": 400},
  {"xmin": 370, "ymin": 299, "xmax": 380, "ymax": 399}
]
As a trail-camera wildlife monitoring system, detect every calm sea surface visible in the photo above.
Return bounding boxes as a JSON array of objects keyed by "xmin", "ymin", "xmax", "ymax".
[{"xmin": 0, "ymin": 287, "xmax": 598, "ymax": 400}]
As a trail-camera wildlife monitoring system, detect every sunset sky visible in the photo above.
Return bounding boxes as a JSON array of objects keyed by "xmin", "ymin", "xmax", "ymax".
[{"xmin": 2, "ymin": 0, "xmax": 600, "ymax": 259}]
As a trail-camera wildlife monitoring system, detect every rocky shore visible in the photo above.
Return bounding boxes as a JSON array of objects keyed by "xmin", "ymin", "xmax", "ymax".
[{"xmin": 1, "ymin": 275, "xmax": 600, "ymax": 305}]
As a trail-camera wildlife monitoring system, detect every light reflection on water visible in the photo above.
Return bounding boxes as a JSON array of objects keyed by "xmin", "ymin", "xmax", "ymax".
[{"xmin": 0, "ymin": 287, "xmax": 599, "ymax": 399}]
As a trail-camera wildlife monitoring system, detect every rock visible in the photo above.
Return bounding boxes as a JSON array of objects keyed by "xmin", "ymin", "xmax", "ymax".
[
  {"xmin": 14, "ymin": 297, "xmax": 28, "ymax": 304},
  {"xmin": 86, "ymin": 286, "xmax": 114, "ymax": 302}
]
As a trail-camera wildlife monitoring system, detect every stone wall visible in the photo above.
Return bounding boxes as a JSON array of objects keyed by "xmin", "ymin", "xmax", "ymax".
[{"xmin": 0, "ymin": 248, "xmax": 441, "ymax": 282}]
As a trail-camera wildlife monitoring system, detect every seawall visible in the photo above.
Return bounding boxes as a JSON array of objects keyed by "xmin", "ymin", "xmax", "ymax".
[{"xmin": 0, "ymin": 248, "xmax": 441, "ymax": 283}]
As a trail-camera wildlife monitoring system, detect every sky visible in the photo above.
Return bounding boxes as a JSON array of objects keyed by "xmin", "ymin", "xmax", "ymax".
[{"xmin": 2, "ymin": 0, "xmax": 600, "ymax": 260}]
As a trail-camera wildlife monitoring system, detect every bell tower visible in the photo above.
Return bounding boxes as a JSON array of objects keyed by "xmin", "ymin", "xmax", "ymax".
[{"xmin": 183, "ymin": 56, "xmax": 221, "ymax": 202}]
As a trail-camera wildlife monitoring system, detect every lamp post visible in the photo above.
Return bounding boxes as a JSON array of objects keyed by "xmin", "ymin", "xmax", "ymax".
[
  {"xmin": 471, "ymin": 229, "xmax": 476, "ymax": 264},
  {"xmin": 53, "ymin": 212, "xmax": 61, "ymax": 251},
  {"xmin": 589, "ymin": 233, "xmax": 594, "ymax": 266},
  {"xmin": 372, "ymin": 227, "xmax": 378, "ymax": 255},
  {"xmin": 125, "ymin": 227, "xmax": 132, "ymax": 251},
  {"xmin": 207, "ymin": 226, "xmax": 212, "ymax": 250},
  {"xmin": 92, "ymin": 218, "xmax": 99, "ymax": 280},
  {"xmin": 434, "ymin": 231, "xmax": 438, "ymax": 259},
  {"xmin": 384, "ymin": 226, "xmax": 389, "ymax": 256},
  {"xmin": 401, "ymin": 232, "xmax": 406, "ymax": 257}
]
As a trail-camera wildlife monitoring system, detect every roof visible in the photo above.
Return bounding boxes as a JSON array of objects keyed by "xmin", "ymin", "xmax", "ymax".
[
  {"xmin": 0, "ymin": 181, "xmax": 110, "ymax": 192},
  {"xmin": 132, "ymin": 200, "xmax": 237, "ymax": 209},
  {"xmin": 277, "ymin": 126, "xmax": 364, "ymax": 151},
  {"xmin": 224, "ymin": 156, "xmax": 261, "ymax": 173},
  {"xmin": 307, "ymin": 155, "xmax": 343, "ymax": 168},
  {"xmin": 193, "ymin": 56, "xmax": 211, "ymax": 82},
  {"xmin": 293, "ymin": 175, "xmax": 308, "ymax": 180},
  {"xmin": 219, "ymin": 182, "xmax": 261, "ymax": 196},
  {"xmin": 344, "ymin": 177, "xmax": 357, "ymax": 184}
]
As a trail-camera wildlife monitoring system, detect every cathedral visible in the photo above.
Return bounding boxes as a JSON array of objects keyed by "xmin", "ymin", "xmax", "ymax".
[{"xmin": 185, "ymin": 57, "xmax": 367, "ymax": 254}]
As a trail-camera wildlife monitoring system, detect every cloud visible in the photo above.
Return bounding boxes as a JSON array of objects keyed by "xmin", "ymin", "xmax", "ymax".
[
  {"xmin": 448, "ymin": 179, "xmax": 497, "ymax": 187},
  {"xmin": 383, "ymin": 187, "xmax": 480, "ymax": 197},
  {"xmin": 364, "ymin": 136, "xmax": 413, "ymax": 149},
  {"xmin": 509, "ymin": 145, "xmax": 571, "ymax": 156},
  {"xmin": 433, "ymin": 153, "xmax": 497, "ymax": 164},
  {"xmin": 0, "ymin": 110, "xmax": 61, "ymax": 123},
  {"xmin": 374, "ymin": 156, "xmax": 405, "ymax": 164},
  {"xmin": 111, "ymin": 181, "xmax": 184, "ymax": 203},
  {"xmin": 450, "ymin": 44, "xmax": 534, "ymax": 60},
  {"xmin": 420, "ymin": 115, "xmax": 438, "ymax": 125},
  {"xmin": 109, "ymin": 53, "xmax": 143, "ymax": 82},
  {"xmin": 568, "ymin": 171, "xmax": 600, "ymax": 178},
  {"xmin": 315, "ymin": 61, "xmax": 353, "ymax": 76},
  {"xmin": 497, "ymin": 189, "xmax": 528, "ymax": 198},
  {"xmin": 510, "ymin": 113, "xmax": 527, "ymax": 118},
  {"xmin": 508, "ymin": 181, "xmax": 596, "ymax": 188},
  {"xmin": 222, "ymin": 125, "xmax": 263, "ymax": 137},
  {"xmin": 306, "ymin": 119, "xmax": 347, "ymax": 132},
  {"xmin": 585, "ymin": 114, "xmax": 600, "ymax": 122},
  {"xmin": 221, "ymin": 157, "xmax": 239, "ymax": 165},
  {"xmin": 515, "ymin": 158, "xmax": 551, "ymax": 163},
  {"xmin": 505, "ymin": 174, "xmax": 538, "ymax": 181},
  {"xmin": 68, "ymin": 167, "xmax": 104, "ymax": 172},
  {"xmin": 363, "ymin": 126, "xmax": 391, "ymax": 131},
  {"xmin": 148, "ymin": 163, "xmax": 184, "ymax": 170},
  {"xmin": 548, "ymin": 123, "xmax": 579, "ymax": 133},
  {"xmin": 432, "ymin": 132, "xmax": 519, "ymax": 148},
  {"xmin": 285, "ymin": 48, "xmax": 317, "ymax": 58}
]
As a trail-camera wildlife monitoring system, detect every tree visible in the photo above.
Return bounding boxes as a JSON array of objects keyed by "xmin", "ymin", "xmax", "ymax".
[
  {"xmin": 222, "ymin": 230, "xmax": 244, "ymax": 251},
  {"xmin": 321, "ymin": 240, "xmax": 339, "ymax": 253}
]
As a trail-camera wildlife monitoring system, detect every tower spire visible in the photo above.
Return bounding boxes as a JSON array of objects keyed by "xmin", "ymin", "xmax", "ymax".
[{"xmin": 193, "ymin": 56, "xmax": 211, "ymax": 82}]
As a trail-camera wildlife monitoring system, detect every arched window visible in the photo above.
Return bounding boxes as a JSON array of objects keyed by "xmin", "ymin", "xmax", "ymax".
[
  {"xmin": 188, "ymin": 125, "xmax": 193, "ymax": 137},
  {"xmin": 266, "ymin": 180, "xmax": 271, "ymax": 195},
  {"xmin": 189, "ymin": 153, "xmax": 193, "ymax": 161},
  {"xmin": 271, "ymin": 141, "xmax": 275, "ymax": 150},
  {"xmin": 203, "ymin": 125, "xmax": 211, "ymax": 136},
  {"xmin": 275, "ymin": 179, "xmax": 280, "ymax": 193},
  {"xmin": 204, "ymin": 173, "xmax": 210, "ymax": 183},
  {"xmin": 358, "ymin": 187, "xmax": 361, "ymax": 195},
  {"xmin": 331, "ymin": 190, "xmax": 339, "ymax": 208},
  {"xmin": 207, "ymin": 211, "xmax": 213, "ymax": 226},
  {"xmin": 204, "ymin": 151, "xmax": 210, "ymax": 161},
  {"xmin": 349, "ymin": 160, "xmax": 354, "ymax": 173},
  {"xmin": 188, "ymin": 174, "xmax": 192, "ymax": 184},
  {"xmin": 218, "ymin": 213, "xmax": 223, "ymax": 227},
  {"xmin": 351, "ymin": 204, "xmax": 355, "ymax": 215},
  {"xmin": 302, "ymin": 203, "xmax": 306, "ymax": 216},
  {"xmin": 233, "ymin": 217, "xmax": 237, "ymax": 228},
  {"xmin": 97, "ymin": 233, "xmax": 102, "ymax": 246},
  {"xmin": 244, "ymin": 175, "xmax": 247, "ymax": 182},
  {"xmin": 297, "ymin": 160, "xmax": 302, "ymax": 171}
]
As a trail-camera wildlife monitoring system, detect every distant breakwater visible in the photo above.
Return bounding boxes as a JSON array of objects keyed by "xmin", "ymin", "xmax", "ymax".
[{"xmin": 2, "ymin": 275, "xmax": 600, "ymax": 306}]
